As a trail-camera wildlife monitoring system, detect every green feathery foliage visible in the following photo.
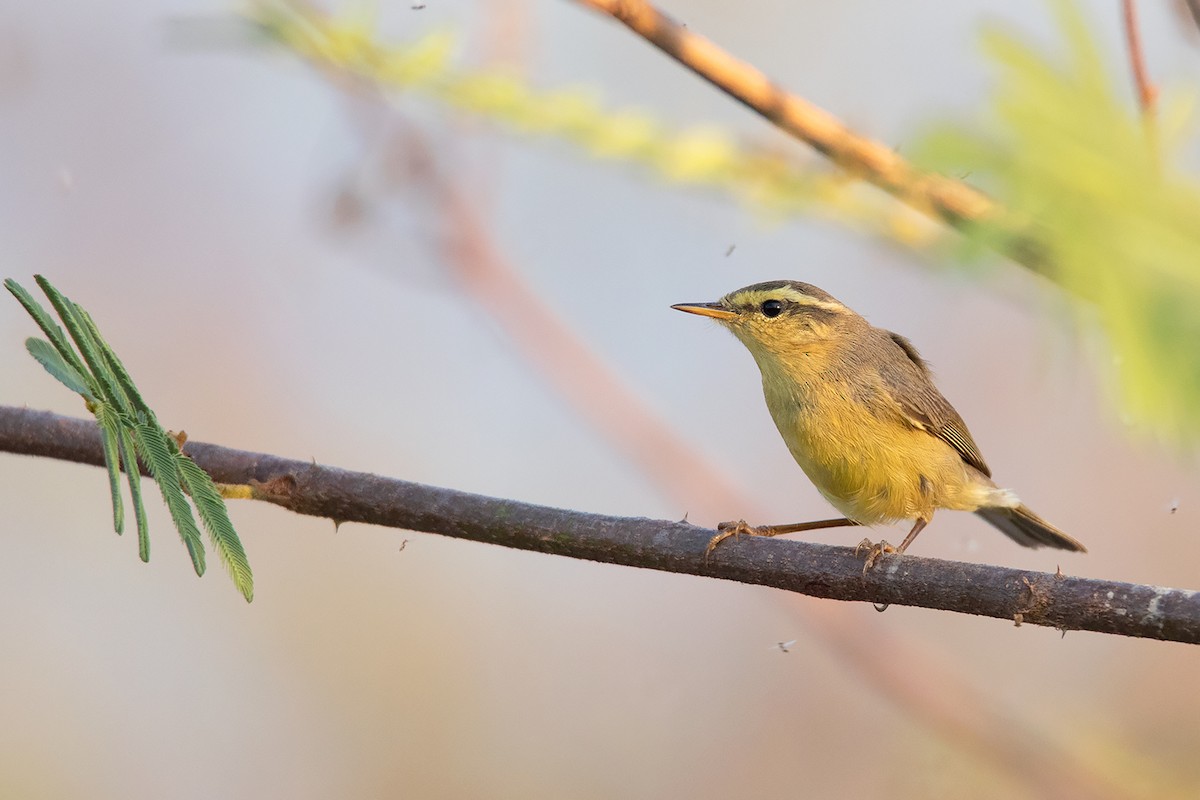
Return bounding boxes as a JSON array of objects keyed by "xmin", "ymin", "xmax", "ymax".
[
  {"xmin": 4, "ymin": 276, "xmax": 254, "ymax": 601},
  {"xmin": 244, "ymin": 0, "xmax": 943, "ymax": 249},
  {"xmin": 915, "ymin": 1, "xmax": 1200, "ymax": 442}
]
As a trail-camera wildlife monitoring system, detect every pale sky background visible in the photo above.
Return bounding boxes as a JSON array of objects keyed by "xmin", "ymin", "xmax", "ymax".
[{"xmin": 2, "ymin": 1, "xmax": 1199, "ymax": 798}]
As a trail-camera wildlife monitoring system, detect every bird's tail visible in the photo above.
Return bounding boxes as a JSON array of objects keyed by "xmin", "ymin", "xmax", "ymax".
[{"xmin": 975, "ymin": 504, "xmax": 1086, "ymax": 552}]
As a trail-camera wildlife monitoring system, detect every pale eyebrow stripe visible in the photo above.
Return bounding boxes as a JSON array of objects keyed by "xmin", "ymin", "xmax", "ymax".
[
  {"xmin": 791, "ymin": 297, "xmax": 846, "ymax": 313},
  {"xmin": 732, "ymin": 288, "xmax": 847, "ymax": 314}
]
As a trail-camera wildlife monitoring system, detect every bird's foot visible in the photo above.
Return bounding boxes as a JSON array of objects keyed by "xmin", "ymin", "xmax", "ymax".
[
  {"xmin": 854, "ymin": 538, "xmax": 896, "ymax": 575},
  {"xmin": 705, "ymin": 520, "xmax": 768, "ymax": 559}
]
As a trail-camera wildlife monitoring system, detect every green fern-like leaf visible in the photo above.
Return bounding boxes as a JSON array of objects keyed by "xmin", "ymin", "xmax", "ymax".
[
  {"xmin": 5, "ymin": 280, "xmax": 94, "ymax": 389},
  {"xmin": 77, "ymin": 306, "xmax": 156, "ymax": 420},
  {"xmin": 118, "ymin": 427, "xmax": 151, "ymax": 563},
  {"xmin": 177, "ymin": 457, "xmax": 254, "ymax": 602},
  {"xmin": 35, "ymin": 277, "xmax": 132, "ymax": 414},
  {"xmin": 7, "ymin": 275, "xmax": 255, "ymax": 599},
  {"xmin": 132, "ymin": 420, "xmax": 207, "ymax": 577},
  {"xmin": 94, "ymin": 402, "xmax": 126, "ymax": 535},
  {"xmin": 24, "ymin": 338, "xmax": 95, "ymax": 399}
]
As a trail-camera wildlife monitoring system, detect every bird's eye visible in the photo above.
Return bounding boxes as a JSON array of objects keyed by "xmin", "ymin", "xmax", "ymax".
[{"xmin": 761, "ymin": 299, "xmax": 784, "ymax": 318}]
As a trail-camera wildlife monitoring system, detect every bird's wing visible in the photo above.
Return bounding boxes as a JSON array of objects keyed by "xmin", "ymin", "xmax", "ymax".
[{"xmin": 881, "ymin": 331, "xmax": 992, "ymax": 478}]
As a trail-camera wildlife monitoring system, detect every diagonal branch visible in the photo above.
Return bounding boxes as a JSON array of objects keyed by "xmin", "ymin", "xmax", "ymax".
[
  {"xmin": 4, "ymin": 404, "xmax": 1198, "ymax": 646},
  {"xmin": 571, "ymin": 0, "xmax": 1048, "ymax": 269},
  {"xmin": 572, "ymin": 0, "xmax": 996, "ymax": 226}
]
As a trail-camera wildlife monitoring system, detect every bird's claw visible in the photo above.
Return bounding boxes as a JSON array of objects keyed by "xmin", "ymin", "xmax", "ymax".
[
  {"xmin": 705, "ymin": 520, "xmax": 763, "ymax": 560},
  {"xmin": 854, "ymin": 537, "xmax": 896, "ymax": 575}
]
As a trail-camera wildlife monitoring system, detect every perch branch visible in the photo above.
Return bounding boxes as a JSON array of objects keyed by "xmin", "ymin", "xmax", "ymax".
[{"xmin": 3, "ymin": 405, "xmax": 1198, "ymax": 646}]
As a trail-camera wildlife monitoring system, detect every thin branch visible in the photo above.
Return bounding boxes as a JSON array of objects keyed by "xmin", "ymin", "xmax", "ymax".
[
  {"xmin": 3, "ymin": 405, "xmax": 1198, "ymax": 647},
  {"xmin": 571, "ymin": 1, "xmax": 998, "ymax": 228},
  {"xmin": 1122, "ymin": 0, "xmax": 1158, "ymax": 116},
  {"xmin": 570, "ymin": 0, "xmax": 1060, "ymax": 273},
  {"xmin": 1184, "ymin": 0, "xmax": 1200, "ymax": 38}
]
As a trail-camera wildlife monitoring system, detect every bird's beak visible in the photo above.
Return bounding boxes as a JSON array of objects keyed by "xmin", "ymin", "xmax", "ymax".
[{"xmin": 671, "ymin": 302, "xmax": 737, "ymax": 320}]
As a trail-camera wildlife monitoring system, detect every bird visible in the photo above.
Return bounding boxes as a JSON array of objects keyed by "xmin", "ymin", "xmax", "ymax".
[{"xmin": 672, "ymin": 280, "xmax": 1085, "ymax": 570}]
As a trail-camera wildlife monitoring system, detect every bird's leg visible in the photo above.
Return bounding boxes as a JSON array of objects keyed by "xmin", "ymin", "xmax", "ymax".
[
  {"xmin": 894, "ymin": 517, "xmax": 929, "ymax": 554},
  {"xmin": 706, "ymin": 517, "xmax": 858, "ymax": 559},
  {"xmin": 855, "ymin": 517, "xmax": 929, "ymax": 575}
]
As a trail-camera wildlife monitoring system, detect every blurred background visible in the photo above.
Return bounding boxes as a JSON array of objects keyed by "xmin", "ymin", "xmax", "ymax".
[{"xmin": 2, "ymin": 1, "xmax": 1199, "ymax": 797}]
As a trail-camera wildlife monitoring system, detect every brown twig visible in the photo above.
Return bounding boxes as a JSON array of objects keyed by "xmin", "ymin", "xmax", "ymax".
[
  {"xmin": 1122, "ymin": 0, "xmax": 1158, "ymax": 116},
  {"xmin": 1183, "ymin": 0, "xmax": 1200, "ymax": 38},
  {"xmin": 569, "ymin": 0, "xmax": 1060, "ymax": 273},
  {"xmin": 3, "ymin": 405, "xmax": 1197, "ymax": 651},
  {"xmin": 571, "ymin": 0, "xmax": 998, "ymax": 229}
]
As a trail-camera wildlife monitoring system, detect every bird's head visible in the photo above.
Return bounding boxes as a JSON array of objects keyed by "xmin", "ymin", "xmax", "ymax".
[{"xmin": 672, "ymin": 280, "xmax": 857, "ymax": 364}]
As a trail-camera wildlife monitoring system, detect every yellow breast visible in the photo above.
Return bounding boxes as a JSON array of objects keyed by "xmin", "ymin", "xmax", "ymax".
[{"xmin": 758, "ymin": 360, "xmax": 987, "ymax": 524}]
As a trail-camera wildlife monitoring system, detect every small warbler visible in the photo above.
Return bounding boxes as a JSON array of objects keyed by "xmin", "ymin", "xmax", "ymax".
[{"xmin": 673, "ymin": 280, "xmax": 1085, "ymax": 568}]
